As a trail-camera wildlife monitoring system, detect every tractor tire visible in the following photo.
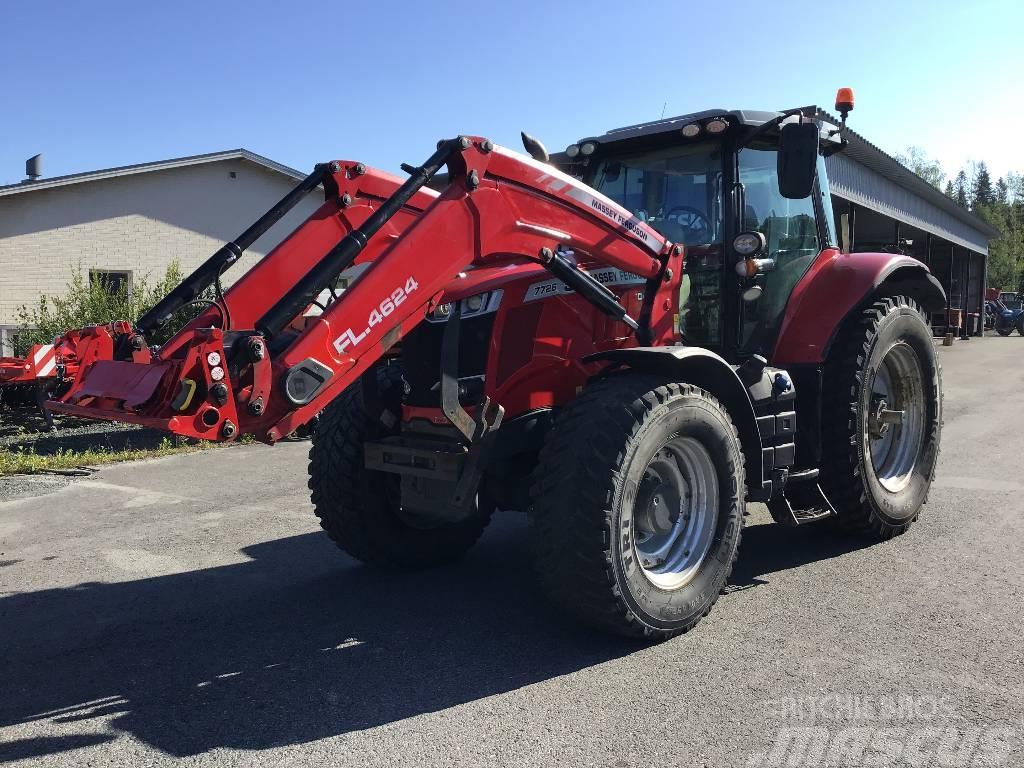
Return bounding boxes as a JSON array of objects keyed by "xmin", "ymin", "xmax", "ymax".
[
  {"xmin": 308, "ymin": 364, "xmax": 492, "ymax": 569},
  {"xmin": 821, "ymin": 295, "xmax": 941, "ymax": 539},
  {"xmin": 996, "ymin": 325, "xmax": 1013, "ymax": 337},
  {"xmin": 530, "ymin": 375, "xmax": 744, "ymax": 640}
]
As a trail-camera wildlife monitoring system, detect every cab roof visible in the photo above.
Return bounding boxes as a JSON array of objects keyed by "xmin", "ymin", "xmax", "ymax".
[{"xmin": 576, "ymin": 109, "xmax": 784, "ymax": 145}]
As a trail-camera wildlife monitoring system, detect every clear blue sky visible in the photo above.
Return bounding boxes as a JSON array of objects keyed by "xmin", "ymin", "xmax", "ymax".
[{"xmin": 3, "ymin": 0, "xmax": 1022, "ymax": 187}]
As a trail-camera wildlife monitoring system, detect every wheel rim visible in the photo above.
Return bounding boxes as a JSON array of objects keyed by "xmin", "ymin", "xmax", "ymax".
[
  {"xmin": 867, "ymin": 342, "xmax": 926, "ymax": 493},
  {"xmin": 632, "ymin": 436, "xmax": 718, "ymax": 590}
]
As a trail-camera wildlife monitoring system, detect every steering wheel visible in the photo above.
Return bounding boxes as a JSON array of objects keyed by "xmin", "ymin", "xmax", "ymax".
[{"xmin": 664, "ymin": 206, "xmax": 711, "ymax": 238}]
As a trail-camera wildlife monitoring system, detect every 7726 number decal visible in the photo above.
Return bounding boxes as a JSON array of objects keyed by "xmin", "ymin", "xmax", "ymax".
[{"xmin": 333, "ymin": 277, "xmax": 419, "ymax": 355}]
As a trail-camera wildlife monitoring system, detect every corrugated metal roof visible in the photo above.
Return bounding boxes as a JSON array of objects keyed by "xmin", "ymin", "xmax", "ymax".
[
  {"xmin": 0, "ymin": 149, "xmax": 307, "ymax": 198},
  {"xmin": 808, "ymin": 107, "xmax": 1000, "ymax": 254}
]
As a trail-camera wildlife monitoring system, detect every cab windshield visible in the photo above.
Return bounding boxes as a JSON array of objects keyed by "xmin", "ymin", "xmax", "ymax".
[
  {"xmin": 589, "ymin": 143, "xmax": 724, "ymax": 245},
  {"xmin": 590, "ymin": 142, "xmax": 725, "ymax": 346}
]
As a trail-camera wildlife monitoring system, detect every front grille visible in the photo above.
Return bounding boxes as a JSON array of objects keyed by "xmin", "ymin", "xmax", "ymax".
[{"xmin": 401, "ymin": 313, "xmax": 495, "ymax": 407}]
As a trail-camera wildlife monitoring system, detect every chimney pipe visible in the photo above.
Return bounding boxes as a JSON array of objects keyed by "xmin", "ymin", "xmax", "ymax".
[{"xmin": 25, "ymin": 154, "xmax": 42, "ymax": 181}]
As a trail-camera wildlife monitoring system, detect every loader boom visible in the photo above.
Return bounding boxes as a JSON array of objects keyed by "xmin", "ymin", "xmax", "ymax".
[{"xmin": 49, "ymin": 136, "xmax": 680, "ymax": 444}]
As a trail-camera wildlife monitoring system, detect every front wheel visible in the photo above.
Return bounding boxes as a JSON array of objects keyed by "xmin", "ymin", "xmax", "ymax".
[
  {"xmin": 530, "ymin": 376, "xmax": 744, "ymax": 640},
  {"xmin": 996, "ymin": 325, "xmax": 1013, "ymax": 337},
  {"xmin": 308, "ymin": 365, "xmax": 492, "ymax": 569},
  {"xmin": 821, "ymin": 296, "xmax": 942, "ymax": 539}
]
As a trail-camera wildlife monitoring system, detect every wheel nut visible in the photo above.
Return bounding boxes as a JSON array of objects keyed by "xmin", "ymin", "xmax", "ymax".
[{"xmin": 221, "ymin": 420, "xmax": 236, "ymax": 438}]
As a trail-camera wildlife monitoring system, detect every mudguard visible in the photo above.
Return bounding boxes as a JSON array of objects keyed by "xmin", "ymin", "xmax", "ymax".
[
  {"xmin": 584, "ymin": 346, "xmax": 765, "ymax": 498},
  {"xmin": 772, "ymin": 249, "xmax": 946, "ymax": 365}
]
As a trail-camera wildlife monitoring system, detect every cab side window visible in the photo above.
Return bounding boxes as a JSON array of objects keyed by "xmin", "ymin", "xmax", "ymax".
[{"xmin": 738, "ymin": 146, "xmax": 820, "ymax": 352}]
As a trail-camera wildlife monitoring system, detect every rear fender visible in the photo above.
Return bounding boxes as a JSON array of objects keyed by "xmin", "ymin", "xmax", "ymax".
[
  {"xmin": 584, "ymin": 347, "xmax": 764, "ymax": 498},
  {"xmin": 772, "ymin": 250, "xmax": 946, "ymax": 365}
]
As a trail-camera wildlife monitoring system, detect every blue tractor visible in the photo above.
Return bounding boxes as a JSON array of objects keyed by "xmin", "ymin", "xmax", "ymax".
[{"xmin": 987, "ymin": 298, "xmax": 1024, "ymax": 336}]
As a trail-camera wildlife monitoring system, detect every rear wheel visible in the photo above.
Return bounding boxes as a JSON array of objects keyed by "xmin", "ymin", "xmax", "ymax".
[
  {"xmin": 1016, "ymin": 316, "xmax": 1024, "ymax": 336},
  {"xmin": 996, "ymin": 325, "xmax": 1013, "ymax": 337},
  {"xmin": 821, "ymin": 296, "xmax": 941, "ymax": 538},
  {"xmin": 308, "ymin": 364, "xmax": 492, "ymax": 569},
  {"xmin": 530, "ymin": 376, "xmax": 744, "ymax": 640}
]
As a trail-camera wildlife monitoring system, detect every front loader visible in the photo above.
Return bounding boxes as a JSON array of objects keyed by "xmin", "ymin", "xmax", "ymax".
[{"xmin": 50, "ymin": 90, "xmax": 944, "ymax": 639}]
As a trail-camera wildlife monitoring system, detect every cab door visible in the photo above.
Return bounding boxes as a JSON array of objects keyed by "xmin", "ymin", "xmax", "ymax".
[{"xmin": 735, "ymin": 147, "xmax": 834, "ymax": 355}]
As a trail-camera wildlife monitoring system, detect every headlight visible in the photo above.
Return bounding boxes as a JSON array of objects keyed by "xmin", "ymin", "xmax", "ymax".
[
  {"xmin": 426, "ymin": 290, "xmax": 503, "ymax": 323},
  {"xmin": 742, "ymin": 285, "xmax": 763, "ymax": 302},
  {"xmin": 705, "ymin": 118, "xmax": 729, "ymax": 134},
  {"xmin": 733, "ymin": 231, "xmax": 766, "ymax": 256},
  {"xmin": 680, "ymin": 123, "xmax": 701, "ymax": 138},
  {"xmin": 565, "ymin": 144, "xmax": 580, "ymax": 158},
  {"xmin": 580, "ymin": 141, "xmax": 597, "ymax": 156}
]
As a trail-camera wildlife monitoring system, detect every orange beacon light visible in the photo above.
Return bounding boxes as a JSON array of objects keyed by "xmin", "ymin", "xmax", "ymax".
[{"xmin": 835, "ymin": 87, "xmax": 855, "ymax": 119}]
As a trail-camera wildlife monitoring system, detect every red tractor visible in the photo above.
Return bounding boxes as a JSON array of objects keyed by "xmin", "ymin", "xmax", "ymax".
[{"xmin": 49, "ymin": 90, "xmax": 943, "ymax": 639}]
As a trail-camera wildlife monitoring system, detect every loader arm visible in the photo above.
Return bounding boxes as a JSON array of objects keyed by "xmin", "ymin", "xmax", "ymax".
[{"xmin": 50, "ymin": 136, "xmax": 680, "ymax": 443}]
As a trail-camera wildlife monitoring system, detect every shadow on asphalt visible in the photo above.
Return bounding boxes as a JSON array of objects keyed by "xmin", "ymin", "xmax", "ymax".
[
  {"xmin": 0, "ymin": 516, "xmax": 872, "ymax": 759},
  {"xmin": 729, "ymin": 519, "xmax": 870, "ymax": 589}
]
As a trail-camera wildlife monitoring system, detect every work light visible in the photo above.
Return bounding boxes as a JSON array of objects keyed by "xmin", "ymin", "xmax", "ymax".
[{"xmin": 733, "ymin": 231, "xmax": 766, "ymax": 256}]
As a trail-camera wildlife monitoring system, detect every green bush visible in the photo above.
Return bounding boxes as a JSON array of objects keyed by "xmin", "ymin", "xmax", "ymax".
[{"xmin": 14, "ymin": 260, "xmax": 214, "ymax": 355}]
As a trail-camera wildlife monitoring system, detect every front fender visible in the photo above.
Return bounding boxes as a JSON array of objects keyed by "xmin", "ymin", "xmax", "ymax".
[
  {"xmin": 772, "ymin": 250, "xmax": 945, "ymax": 365},
  {"xmin": 584, "ymin": 346, "xmax": 765, "ymax": 499}
]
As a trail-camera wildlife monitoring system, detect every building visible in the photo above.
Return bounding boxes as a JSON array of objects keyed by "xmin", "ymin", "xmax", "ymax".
[
  {"xmin": 0, "ymin": 150, "xmax": 322, "ymax": 354},
  {"xmin": 813, "ymin": 107, "xmax": 1001, "ymax": 337}
]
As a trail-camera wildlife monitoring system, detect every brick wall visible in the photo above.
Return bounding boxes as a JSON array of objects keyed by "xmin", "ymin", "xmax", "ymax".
[{"xmin": 0, "ymin": 159, "xmax": 323, "ymax": 327}]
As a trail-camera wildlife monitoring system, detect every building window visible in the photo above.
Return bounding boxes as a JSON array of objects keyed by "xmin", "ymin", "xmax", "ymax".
[{"xmin": 90, "ymin": 269, "xmax": 132, "ymax": 297}]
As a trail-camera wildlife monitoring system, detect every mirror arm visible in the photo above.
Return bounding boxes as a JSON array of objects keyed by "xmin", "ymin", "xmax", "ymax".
[
  {"xmin": 735, "ymin": 108, "xmax": 805, "ymax": 152},
  {"xmin": 732, "ymin": 181, "xmax": 747, "ymax": 231},
  {"xmin": 820, "ymin": 135, "xmax": 848, "ymax": 158}
]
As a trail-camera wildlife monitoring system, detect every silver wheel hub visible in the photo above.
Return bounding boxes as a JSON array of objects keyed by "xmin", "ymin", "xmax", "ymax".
[
  {"xmin": 867, "ymin": 342, "xmax": 926, "ymax": 493},
  {"xmin": 633, "ymin": 437, "xmax": 718, "ymax": 590}
]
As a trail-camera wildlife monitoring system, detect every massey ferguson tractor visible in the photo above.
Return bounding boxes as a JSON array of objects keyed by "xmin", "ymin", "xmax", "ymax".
[{"xmin": 48, "ymin": 90, "xmax": 943, "ymax": 639}]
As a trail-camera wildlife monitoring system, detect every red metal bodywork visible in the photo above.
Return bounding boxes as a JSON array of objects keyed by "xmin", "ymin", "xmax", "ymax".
[
  {"xmin": 0, "ymin": 333, "xmax": 81, "ymax": 389},
  {"xmin": 772, "ymin": 251, "xmax": 931, "ymax": 364},
  {"xmin": 50, "ymin": 141, "xmax": 679, "ymax": 442}
]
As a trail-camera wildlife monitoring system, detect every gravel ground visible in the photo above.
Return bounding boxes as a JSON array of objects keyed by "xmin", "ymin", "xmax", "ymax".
[
  {"xmin": 0, "ymin": 336, "xmax": 1022, "ymax": 767},
  {"xmin": 0, "ymin": 406, "xmax": 169, "ymax": 455}
]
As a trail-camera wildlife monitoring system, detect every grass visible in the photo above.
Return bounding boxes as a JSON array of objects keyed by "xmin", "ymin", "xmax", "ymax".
[{"xmin": 0, "ymin": 437, "xmax": 216, "ymax": 477}]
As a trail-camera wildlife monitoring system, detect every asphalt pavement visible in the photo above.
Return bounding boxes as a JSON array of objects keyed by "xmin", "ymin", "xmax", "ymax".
[{"xmin": 1, "ymin": 337, "xmax": 1022, "ymax": 767}]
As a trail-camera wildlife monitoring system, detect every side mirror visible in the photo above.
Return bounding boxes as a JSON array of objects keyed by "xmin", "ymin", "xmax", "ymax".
[{"xmin": 777, "ymin": 121, "xmax": 819, "ymax": 199}]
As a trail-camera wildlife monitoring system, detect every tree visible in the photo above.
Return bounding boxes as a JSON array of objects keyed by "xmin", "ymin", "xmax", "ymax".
[
  {"xmin": 951, "ymin": 170, "xmax": 970, "ymax": 208},
  {"xmin": 15, "ymin": 260, "xmax": 211, "ymax": 355},
  {"xmin": 972, "ymin": 162, "xmax": 995, "ymax": 209},
  {"xmin": 996, "ymin": 177, "xmax": 1009, "ymax": 205},
  {"xmin": 895, "ymin": 146, "xmax": 946, "ymax": 189},
  {"xmin": 978, "ymin": 204, "xmax": 1017, "ymax": 289}
]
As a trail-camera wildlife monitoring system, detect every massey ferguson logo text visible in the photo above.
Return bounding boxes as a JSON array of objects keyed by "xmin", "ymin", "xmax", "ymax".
[{"xmin": 588, "ymin": 198, "xmax": 657, "ymax": 248}]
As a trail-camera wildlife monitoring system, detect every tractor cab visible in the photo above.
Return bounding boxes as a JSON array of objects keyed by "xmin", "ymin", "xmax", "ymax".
[{"xmin": 564, "ymin": 105, "xmax": 845, "ymax": 362}]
